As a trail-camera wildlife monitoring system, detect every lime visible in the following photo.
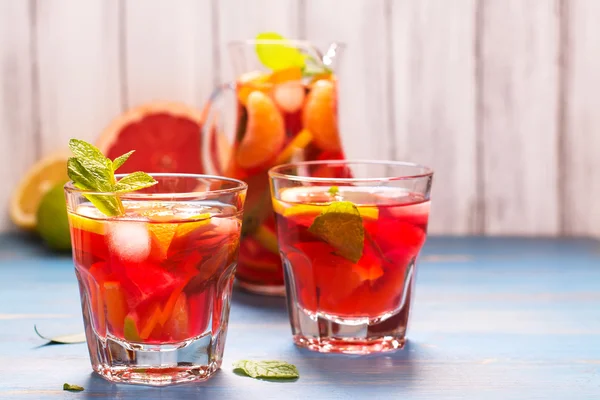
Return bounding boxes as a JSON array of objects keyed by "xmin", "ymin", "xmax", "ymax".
[{"xmin": 36, "ymin": 183, "xmax": 71, "ymax": 251}]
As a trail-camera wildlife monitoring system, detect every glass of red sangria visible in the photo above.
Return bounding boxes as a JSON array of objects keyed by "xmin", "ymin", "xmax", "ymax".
[
  {"xmin": 65, "ymin": 173, "xmax": 246, "ymax": 385},
  {"xmin": 269, "ymin": 160, "xmax": 433, "ymax": 354},
  {"xmin": 202, "ymin": 33, "xmax": 347, "ymax": 296}
]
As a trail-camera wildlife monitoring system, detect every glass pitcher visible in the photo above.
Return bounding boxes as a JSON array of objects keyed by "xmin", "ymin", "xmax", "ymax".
[{"xmin": 201, "ymin": 38, "xmax": 347, "ymax": 296}]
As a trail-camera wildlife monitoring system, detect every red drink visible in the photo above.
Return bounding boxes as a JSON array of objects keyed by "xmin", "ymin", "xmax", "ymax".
[
  {"xmin": 269, "ymin": 160, "xmax": 433, "ymax": 354},
  {"xmin": 202, "ymin": 38, "xmax": 348, "ymax": 295},
  {"xmin": 70, "ymin": 202, "xmax": 240, "ymax": 345},
  {"xmin": 275, "ymin": 187, "xmax": 429, "ymax": 318},
  {"xmin": 65, "ymin": 173, "xmax": 246, "ymax": 385},
  {"xmin": 228, "ymin": 74, "xmax": 347, "ymax": 294}
]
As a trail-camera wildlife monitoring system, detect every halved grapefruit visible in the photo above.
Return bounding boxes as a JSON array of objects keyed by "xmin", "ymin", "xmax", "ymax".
[{"xmin": 95, "ymin": 101, "xmax": 208, "ymax": 175}]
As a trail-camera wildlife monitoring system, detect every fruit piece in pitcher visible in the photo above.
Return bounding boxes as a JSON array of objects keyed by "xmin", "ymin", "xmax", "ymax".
[
  {"xmin": 236, "ymin": 91, "xmax": 285, "ymax": 169},
  {"xmin": 303, "ymin": 79, "xmax": 341, "ymax": 152}
]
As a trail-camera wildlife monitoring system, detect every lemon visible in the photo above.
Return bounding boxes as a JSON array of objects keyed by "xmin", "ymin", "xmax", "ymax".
[
  {"xmin": 272, "ymin": 199, "xmax": 379, "ymax": 220},
  {"xmin": 10, "ymin": 152, "xmax": 69, "ymax": 230},
  {"xmin": 36, "ymin": 183, "xmax": 71, "ymax": 251}
]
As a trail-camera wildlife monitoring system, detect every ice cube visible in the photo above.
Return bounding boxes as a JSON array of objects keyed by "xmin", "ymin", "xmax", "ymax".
[
  {"xmin": 108, "ymin": 222, "xmax": 150, "ymax": 262},
  {"xmin": 273, "ymin": 82, "xmax": 305, "ymax": 113}
]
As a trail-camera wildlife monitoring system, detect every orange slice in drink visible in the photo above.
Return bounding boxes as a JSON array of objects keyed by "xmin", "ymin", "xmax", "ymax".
[
  {"xmin": 237, "ymin": 71, "xmax": 271, "ymax": 106},
  {"xmin": 103, "ymin": 281, "xmax": 128, "ymax": 332},
  {"xmin": 236, "ymin": 91, "xmax": 285, "ymax": 169},
  {"xmin": 303, "ymin": 79, "xmax": 341, "ymax": 152}
]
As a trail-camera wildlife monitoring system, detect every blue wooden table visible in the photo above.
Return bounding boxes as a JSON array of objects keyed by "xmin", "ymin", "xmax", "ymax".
[{"xmin": 1, "ymin": 234, "xmax": 599, "ymax": 399}]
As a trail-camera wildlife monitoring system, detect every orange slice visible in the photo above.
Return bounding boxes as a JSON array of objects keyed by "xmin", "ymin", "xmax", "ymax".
[
  {"xmin": 274, "ymin": 129, "xmax": 313, "ymax": 165},
  {"xmin": 9, "ymin": 152, "xmax": 69, "ymax": 230},
  {"xmin": 235, "ymin": 91, "xmax": 285, "ymax": 169},
  {"xmin": 302, "ymin": 79, "xmax": 341, "ymax": 152},
  {"xmin": 237, "ymin": 71, "xmax": 271, "ymax": 106},
  {"xmin": 268, "ymin": 67, "xmax": 303, "ymax": 84}
]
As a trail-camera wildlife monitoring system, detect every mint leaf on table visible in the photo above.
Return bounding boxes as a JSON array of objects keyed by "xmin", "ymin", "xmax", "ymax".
[
  {"xmin": 233, "ymin": 360, "xmax": 299, "ymax": 380},
  {"xmin": 308, "ymin": 201, "xmax": 364, "ymax": 263},
  {"xmin": 34, "ymin": 325, "xmax": 86, "ymax": 344},
  {"xmin": 63, "ymin": 383, "xmax": 84, "ymax": 392},
  {"xmin": 67, "ymin": 139, "xmax": 157, "ymax": 217}
]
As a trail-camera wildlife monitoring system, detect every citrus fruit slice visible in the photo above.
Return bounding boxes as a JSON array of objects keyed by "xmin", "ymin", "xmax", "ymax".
[
  {"xmin": 235, "ymin": 91, "xmax": 285, "ymax": 169},
  {"xmin": 237, "ymin": 71, "xmax": 271, "ymax": 106},
  {"xmin": 95, "ymin": 101, "xmax": 205, "ymax": 174},
  {"xmin": 273, "ymin": 129, "xmax": 313, "ymax": 165},
  {"xmin": 303, "ymin": 79, "xmax": 341, "ymax": 152},
  {"xmin": 9, "ymin": 152, "xmax": 69, "ymax": 230},
  {"xmin": 273, "ymin": 200, "xmax": 379, "ymax": 220}
]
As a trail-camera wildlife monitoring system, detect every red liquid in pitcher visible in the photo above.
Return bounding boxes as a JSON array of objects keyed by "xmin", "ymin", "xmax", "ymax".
[{"xmin": 223, "ymin": 69, "xmax": 348, "ymax": 292}]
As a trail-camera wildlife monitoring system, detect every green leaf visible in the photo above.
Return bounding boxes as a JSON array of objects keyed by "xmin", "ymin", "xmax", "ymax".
[
  {"xmin": 233, "ymin": 360, "xmax": 299, "ymax": 380},
  {"xmin": 68, "ymin": 157, "xmax": 124, "ymax": 216},
  {"xmin": 308, "ymin": 201, "xmax": 364, "ymax": 263},
  {"xmin": 67, "ymin": 158, "xmax": 97, "ymax": 190},
  {"xmin": 34, "ymin": 325, "xmax": 86, "ymax": 344},
  {"xmin": 112, "ymin": 150, "xmax": 134, "ymax": 171},
  {"xmin": 328, "ymin": 186, "xmax": 339, "ymax": 196},
  {"xmin": 67, "ymin": 139, "xmax": 157, "ymax": 217},
  {"xmin": 255, "ymin": 32, "xmax": 306, "ymax": 71},
  {"xmin": 115, "ymin": 172, "xmax": 158, "ymax": 193},
  {"xmin": 69, "ymin": 139, "xmax": 106, "ymax": 168},
  {"xmin": 83, "ymin": 193, "xmax": 124, "ymax": 217},
  {"xmin": 63, "ymin": 383, "xmax": 84, "ymax": 392}
]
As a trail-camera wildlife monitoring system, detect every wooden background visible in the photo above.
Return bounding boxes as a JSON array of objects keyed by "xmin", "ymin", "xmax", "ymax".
[{"xmin": 0, "ymin": 0, "xmax": 598, "ymax": 237}]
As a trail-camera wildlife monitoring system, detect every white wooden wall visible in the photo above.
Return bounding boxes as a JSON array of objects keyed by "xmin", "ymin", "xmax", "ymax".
[{"xmin": 1, "ymin": 0, "xmax": 598, "ymax": 237}]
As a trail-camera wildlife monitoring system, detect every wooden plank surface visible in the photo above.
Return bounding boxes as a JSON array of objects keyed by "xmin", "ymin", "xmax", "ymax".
[
  {"xmin": 0, "ymin": 1, "xmax": 37, "ymax": 231},
  {"xmin": 304, "ymin": 0, "xmax": 393, "ymax": 162},
  {"xmin": 1, "ymin": 0, "xmax": 600, "ymax": 238},
  {"xmin": 562, "ymin": 0, "xmax": 600, "ymax": 237},
  {"xmin": 391, "ymin": 0, "xmax": 478, "ymax": 235},
  {"xmin": 124, "ymin": 0, "xmax": 214, "ymax": 109},
  {"xmin": 1, "ymin": 234, "xmax": 599, "ymax": 399},
  {"xmin": 480, "ymin": 0, "xmax": 560, "ymax": 235},
  {"xmin": 36, "ymin": 0, "xmax": 122, "ymax": 153}
]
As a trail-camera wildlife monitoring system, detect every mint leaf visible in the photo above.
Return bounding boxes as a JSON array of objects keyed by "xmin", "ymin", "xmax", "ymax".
[
  {"xmin": 255, "ymin": 32, "xmax": 306, "ymax": 71},
  {"xmin": 112, "ymin": 150, "xmax": 134, "ymax": 171},
  {"xmin": 67, "ymin": 139, "xmax": 157, "ymax": 217},
  {"xmin": 115, "ymin": 172, "xmax": 158, "ymax": 193},
  {"xmin": 67, "ymin": 158, "xmax": 97, "ymax": 190},
  {"xmin": 68, "ymin": 139, "xmax": 107, "ymax": 168},
  {"xmin": 308, "ymin": 201, "xmax": 364, "ymax": 263},
  {"xmin": 233, "ymin": 360, "xmax": 299, "ymax": 380},
  {"xmin": 34, "ymin": 325, "xmax": 86, "ymax": 344},
  {"xmin": 63, "ymin": 383, "xmax": 84, "ymax": 392},
  {"xmin": 67, "ymin": 157, "xmax": 125, "ymax": 216}
]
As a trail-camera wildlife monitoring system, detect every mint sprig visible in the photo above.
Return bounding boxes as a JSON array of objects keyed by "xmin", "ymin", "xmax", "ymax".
[
  {"xmin": 308, "ymin": 201, "xmax": 364, "ymax": 263},
  {"xmin": 233, "ymin": 360, "xmax": 299, "ymax": 380},
  {"xmin": 67, "ymin": 139, "xmax": 157, "ymax": 217}
]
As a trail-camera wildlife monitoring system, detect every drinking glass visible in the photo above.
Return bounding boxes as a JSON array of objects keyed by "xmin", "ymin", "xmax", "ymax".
[
  {"xmin": 65, "ymin": 174, "xmax": 247, "ymax": 385},
  {"xmin": 269, "ymin": 160, "xmax": 433, "ymax": 354}
]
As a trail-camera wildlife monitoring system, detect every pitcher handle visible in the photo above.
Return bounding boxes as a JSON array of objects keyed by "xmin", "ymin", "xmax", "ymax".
[{"xmin": 201, "ymin": 82, "xmax": 236, "ymax": 176}]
